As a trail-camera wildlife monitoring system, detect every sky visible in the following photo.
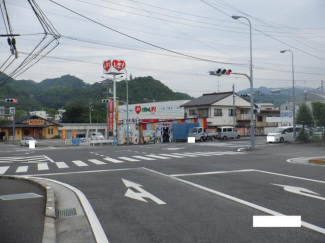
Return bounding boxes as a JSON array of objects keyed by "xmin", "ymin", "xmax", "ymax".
[{"xmin": 1, "ymin": 0, "xmax": 325, "ymax": 97}]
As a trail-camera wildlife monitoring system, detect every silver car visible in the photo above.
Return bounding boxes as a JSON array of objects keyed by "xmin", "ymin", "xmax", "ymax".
[{"xmin": 20, "ymin": 137, "xmax": 37, "ymax": 147}]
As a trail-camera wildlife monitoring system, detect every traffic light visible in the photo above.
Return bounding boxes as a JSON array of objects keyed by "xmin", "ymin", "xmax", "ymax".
[
  {"xmin": 102, "ymin": 99, "xmax": 110, "ymax": 103},
  {"xmin": 209, "ymin": 69, "xmax": 232, "ymax": 76},
  {"xmin": 5, "ymin": 98, "xmax": 17, "ymax": 103},
  {"xmin": 253, "ymin": 104, "xmax": 260, "ymax": 114},
  {"xmin": 240, "ymin": 94, "xmax": 250, "ymax": 97}
]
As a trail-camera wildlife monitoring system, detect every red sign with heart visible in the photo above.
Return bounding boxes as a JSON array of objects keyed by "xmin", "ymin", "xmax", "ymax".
[
  {"xmin": 112, "ymin": 60, "xmax": 126, "ymax": 71},
  {"xmin": 103, "ymin": 60, "xmax": 111, "ymax": 72},
  {"xmin": 135, "ymin": 106, "xmax": 141, "ymax": 114}
]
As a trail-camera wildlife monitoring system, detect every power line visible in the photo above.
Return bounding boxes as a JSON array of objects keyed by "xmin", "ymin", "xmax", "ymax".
[
  {"xmin": 47, "ymin": 0, "xmax": 246, "ymax": 66},
  {"xmin": 200, "ymin": 0, "xmax": 325, "ymax": 62}
]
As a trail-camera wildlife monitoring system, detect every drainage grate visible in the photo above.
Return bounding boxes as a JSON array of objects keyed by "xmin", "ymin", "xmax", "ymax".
[
  {"xmin": 56, "ymin": 208, "xmax": 77, "ymax": 218},
  {"xmin": 0, "ymin": 193, "xmax": 43, "ymax": 200}
]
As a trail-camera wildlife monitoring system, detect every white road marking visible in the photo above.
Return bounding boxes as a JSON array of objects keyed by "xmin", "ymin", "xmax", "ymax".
[
  {"xmin": 158, "ymin": 154, "xmax": 185, "ymax": 158},
  {"xmin": 122, "ymin": 179, "xmax": 166, "ymax": 205},
  {"xmin": 38, "ymin": 163, "xmax": 49, "ymax": 171},
  {"xmin": 118, "ymin": 157, "xmax": 140, "ymax": 162},
  {"xmin": 253, "ymin": 216, "xmax": 301, "ymax": 227},
  {"xmin": 146, "ymin": 155, "xmax": 171, "ymax": 159},
  {"xmin": 16, "ymin": 166, "xmax": 28, "ymax": 173},
  {"xmin": 143, "ymin": 168, "xmax": 325, "ymax": 236},
  {"xmin": 170, "ymin": 169, "xmax": 255, "ymax": 177},
  {"xmin": 44, "ymin": 155, "xmax": 54, "ymax": 163},
  {"xmin": 103, "ymin": 157, "xmax": 124, "ymax": 163},
  {"xmin": 0, "ymin": 166, "xmax": 10, "ymax": 174},
  {"xmin": 171, "ymin": 153, "xmax": 199, "ymax": 157},
  {"xmin": 272, "ymin": 184, "xmax": 325, "ymax": 201},
  {"xmin": 55, "ymin": 162, "xmax": 69, "ymax": 169},
  {"xmin": 132, "ymin": 156, "xmax": 156, "ymax": 161},
  {"xmin": 32, "ymin": 177, "xmax": 109, "ymax": 243},
  {"xmin": 72, "ymin": 160, "xmax": 89, "ymax": 167},
  {"xmin": 88, "ymin": 159, "xmax": 106, "ymax": 165}
]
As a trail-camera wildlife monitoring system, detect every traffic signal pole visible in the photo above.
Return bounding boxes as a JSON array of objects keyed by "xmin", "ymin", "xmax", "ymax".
[{"xmin": 232, "ymin": 72, "xmax": 255, "ymax": 149}]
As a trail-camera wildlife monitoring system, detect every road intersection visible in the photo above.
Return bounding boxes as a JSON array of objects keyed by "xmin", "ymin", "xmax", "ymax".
[{"xmin": 1, "ymin": 138, "xmax": 325, "ymax": 242}]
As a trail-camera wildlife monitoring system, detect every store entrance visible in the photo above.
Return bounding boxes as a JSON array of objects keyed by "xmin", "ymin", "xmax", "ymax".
[{"xmin": 162, "ymin": 127, "xmax": 170, "ymax": 143}]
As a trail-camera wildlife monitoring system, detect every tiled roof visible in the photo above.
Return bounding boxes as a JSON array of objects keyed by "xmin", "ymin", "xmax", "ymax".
[{"xmin": 181, "ymin": 92, "xmax": 233, "ymax": 107}]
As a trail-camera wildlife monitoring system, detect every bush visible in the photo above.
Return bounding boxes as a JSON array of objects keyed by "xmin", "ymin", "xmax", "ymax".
[
  {"xmin": 297, "ymin": 131, "xmax": 309, "ymax": 143},
  {"xmin": 51, "ymin": 135, "xmax": 60, "ymax": 139}
]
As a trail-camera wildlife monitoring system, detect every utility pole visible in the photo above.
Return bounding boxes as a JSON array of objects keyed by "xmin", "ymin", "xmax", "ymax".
[
  {"xmin": 89, "ymin": 99, "xmax": 92, "ymax": 123},
  {"xmin": 10, "ymin": 107, "xmax": 15, "ymax": 144},
  {"xmin": 322, "ymin": 80, "xmax": 324, "ymax": 92},
  {"xmin": 232, "ymin": 84, "xmax": 236, "ymax": 130}
]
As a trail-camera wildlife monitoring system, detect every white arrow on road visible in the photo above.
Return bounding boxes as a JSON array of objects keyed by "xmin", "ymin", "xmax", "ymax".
[
  {"xmin": 272, "ymin": 184, "xmax": 325, "ymax": 201},
  {"xmin": 122, "ymin": 179, "xmax": 166, "ymax": 205}
]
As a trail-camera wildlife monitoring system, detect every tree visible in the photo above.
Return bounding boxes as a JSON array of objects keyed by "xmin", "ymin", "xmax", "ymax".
[
  {"xmin": 311, "ymin": 101, "xmax": 325, "ymax": 146},
  {"xmin": 61, "ymin": 103, "xmax": 89, "ymax": 123},
  {"xmin": 296, "ymin": 102, "xmax": 313, "ymax": 132}
]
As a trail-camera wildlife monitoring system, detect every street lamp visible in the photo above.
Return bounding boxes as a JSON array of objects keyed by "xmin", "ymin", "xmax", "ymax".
[
  {"xmin": 280, "ymin": 50, "xmax": 296, "ymax": 142},
  {"xmin": 232, "ymin": 15, "xmax": 255, "ymax": 149}
]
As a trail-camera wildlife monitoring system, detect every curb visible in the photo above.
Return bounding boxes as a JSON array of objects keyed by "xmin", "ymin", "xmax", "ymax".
[
  {"xmin": 0, "ymin": 176, "xmax": 56, "ymax": 243},
  {"xmin": 309, "ymin": 158, "xmax": 325, "ymax": 165}
]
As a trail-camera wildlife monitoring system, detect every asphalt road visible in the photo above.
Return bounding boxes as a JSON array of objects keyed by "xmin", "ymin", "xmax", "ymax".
[
  {"xmin": 1, "ymin": 137, "xmax": 325, "ymax": 242},
  {"xmin": 0, "ymin": 178, "xmax": 45, "ymax": 243}
]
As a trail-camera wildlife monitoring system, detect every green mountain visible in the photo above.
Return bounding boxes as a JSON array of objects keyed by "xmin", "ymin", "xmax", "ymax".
[{"xmin": 0, "ymin": 73, "xmax": 193, "ymax": 122}]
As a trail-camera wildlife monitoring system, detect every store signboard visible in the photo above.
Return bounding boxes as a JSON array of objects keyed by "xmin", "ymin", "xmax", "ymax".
[
  {"xmin": 280, "ymin": 110, "xmax": 293, "ymax": 117},
  {"xmin": 103, "ymin": 59, "xmax": 126, "ymax": 74},
  {"xmin": 72, "ymin": 130, "xmax": 77, "ymax": 138},
  {"xmin": 109, "ymin": 99, "xmax": 114, "ymax": 131},
  {"xmin": 28, "ymin": 119, "xmax": 45, "ymax": 126}
]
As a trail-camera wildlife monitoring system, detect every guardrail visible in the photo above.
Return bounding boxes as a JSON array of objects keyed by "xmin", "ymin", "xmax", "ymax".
[{"xmin": 65, "ymin": 138, "xmax": 115, "ymax": 146}]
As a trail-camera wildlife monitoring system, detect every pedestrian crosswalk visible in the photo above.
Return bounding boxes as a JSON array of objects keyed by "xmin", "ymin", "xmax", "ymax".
[
  {"xmin": 0, "ymin": 155, "xmax": 53, "ymax": 164},
  {"xmin": 0, "ymin": 151, "xmax": 245, "ymax": 175}
]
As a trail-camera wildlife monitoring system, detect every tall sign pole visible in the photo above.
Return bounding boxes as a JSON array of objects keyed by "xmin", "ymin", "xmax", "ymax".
[
  {"xmin": 103, "ymin": 59, "xmax": 126, "ymax": 144},
  {"xmin": 232, "ymin": 84, "xmax": 236, "ymax": 130}
]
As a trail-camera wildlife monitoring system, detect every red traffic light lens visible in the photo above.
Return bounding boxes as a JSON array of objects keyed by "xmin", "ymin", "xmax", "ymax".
[
  {"xmin": 226, "ymin": 69, "xmax": 232, "ymax": 75},
  {"xmin": 13, "ymin": 99, "xmax": 17, "ymax": 103}
]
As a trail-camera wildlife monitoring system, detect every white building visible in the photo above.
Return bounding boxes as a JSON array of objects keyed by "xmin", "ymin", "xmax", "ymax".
[
  {"xmin": 181, "ymin": 92, "xmax": 251, "ymax": 127},
  {"xmin": 29, "ymin": 111, "xmax": 50, "ymax": 120}
]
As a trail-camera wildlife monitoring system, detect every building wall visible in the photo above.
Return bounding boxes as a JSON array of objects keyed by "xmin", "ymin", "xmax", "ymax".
[
  {"xmin": 118, "ymin": 100, "xmax": 190, "ymax": 120},
  {"xmin": 43, "ymin": 125, "xmax": 59, "ymax": 138}
]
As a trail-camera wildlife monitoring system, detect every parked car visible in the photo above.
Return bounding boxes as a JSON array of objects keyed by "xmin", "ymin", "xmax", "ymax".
[
  {"xmin": 90, "ymin": 132, "xmax": 105, "ymax": 140},
  {"xmin": 266, "ymin": 126, "xmax": 303, "ymax": 143},
  {"xmin": 217, "ymin": 126, "xmax": 240, "ymax": 140},
  {"xmin": 20, "ymin": 137, "xmax": 37, "ymax": 147}
]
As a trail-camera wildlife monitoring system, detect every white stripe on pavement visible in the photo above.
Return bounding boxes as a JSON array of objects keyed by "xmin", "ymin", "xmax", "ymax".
[
  {"xmin": 55, "ymin": 162, "xmax": 69, "ymax": 169},
  {"xmin": 159, "ymin": 154, "xmax": 185, "ymax": 158},
  {"xmin": 72, "ymin": 160, "xmax": 89, "ymax": 167},
  {"xmin": 38, "ymin": 163, "xmax": 49, "ymax": 171},
  {"xmin": 0, "ymin": 166, "xmax": 10, "ymax": 174},
  {"xmin": 132, "ymin": 156, "xmax": 156, "ymax": 161},
  {"xmin": 16, "ymin": 166, "xmax": 28, "ymax": 173},
  {"xmin": 171, "ymin": 153, "xmax": 199, "ymax": 157},
  {"xmin": 103, "ymin": 157, "xmax": 124, "ymax": 163},
  {"xmin": 88, "ymin": 159, "xmax": 106, "ymax": 165},
  {"xmin": 118, "ymin": 157, "xmax": 140, "ymax": 162},
  {"xmin": 146, "ymin": 155, "xmax": 170, "ymax": 159}
]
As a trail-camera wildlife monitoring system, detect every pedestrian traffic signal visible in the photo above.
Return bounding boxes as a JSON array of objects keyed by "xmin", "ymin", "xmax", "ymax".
[
  {"xmin": 102, "ymin": 99, "xmax": 110, "ymax": 103},
  {"xmin": 240, "ymin": 94, "xmax": 250, "ymax": 97},
  {"xmin": 254, "ymin": 104, "xmax": 260, "ymax": 114},
  {"xmin": 209, "ymin": 68, "xmax": 232, "ymax": 76},
  {"xmin": 5, "ymin": 98, "xmax": 17, "ymax": 103}
]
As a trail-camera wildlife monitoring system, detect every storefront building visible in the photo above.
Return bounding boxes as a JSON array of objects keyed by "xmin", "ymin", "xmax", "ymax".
[
  {"xmin": 117, "ymin": 100, "xmax": 206, "ymax": 144},
  {"xmin": 0, "ymin": 115, "xmax": 61, "ymax": 141}
]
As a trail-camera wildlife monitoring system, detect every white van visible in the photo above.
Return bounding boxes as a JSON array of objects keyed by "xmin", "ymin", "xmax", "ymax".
[
  {"xmin": 217, "ymin": 126, "xmax": 240, "ymax": 140},
  {"xmin": 90, "ymin": 132, "xmax": 105, "ymax": 140},
  {"xmin": 266, "ymin": 126, "xmax": 302, "ymax": 143}
]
